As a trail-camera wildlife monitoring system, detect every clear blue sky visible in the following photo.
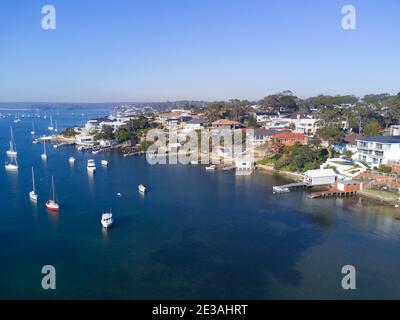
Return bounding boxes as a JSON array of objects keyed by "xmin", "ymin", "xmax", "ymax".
[{"xmin": 0, "ymin": 0, "xmax": 399, "ymax": 102}]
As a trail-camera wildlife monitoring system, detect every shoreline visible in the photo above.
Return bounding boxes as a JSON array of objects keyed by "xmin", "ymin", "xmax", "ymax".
[
  {"xmin": 257, "ymin": 164, "xmax": 400, "ymax": 208},
  {"xmin": 256, "ymin": 164, "xmax": 304, "ymax": 181}
]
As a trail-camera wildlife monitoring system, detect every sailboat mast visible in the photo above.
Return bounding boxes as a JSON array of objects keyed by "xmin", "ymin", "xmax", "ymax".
[
  {"xmin": 32, "ymin": 167, "xmax": 36, "ymax": 193},
  {"xmin": 52, "ymin": 176, "xmax": 55, "ymax": 201}
]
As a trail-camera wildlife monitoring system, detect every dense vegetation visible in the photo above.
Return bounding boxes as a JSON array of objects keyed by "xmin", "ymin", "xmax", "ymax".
[
  {"xmin": 114, "ymin": 116, "xmax": 152, "ymax": 143},
  {"xmin": 60, "ymin": 127, "xmax": 77, "ymax": 137},
  {"xmin": 258, "ymin": 142, "xmax": 328, "ymax": 173}
]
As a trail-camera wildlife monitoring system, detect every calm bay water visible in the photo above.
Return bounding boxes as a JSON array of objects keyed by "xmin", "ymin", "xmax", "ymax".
[{"xmin": 1, "ymin": 107, "xmax": 400, "ymax": 299}]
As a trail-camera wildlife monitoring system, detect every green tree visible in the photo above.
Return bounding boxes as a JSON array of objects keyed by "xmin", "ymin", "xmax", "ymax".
[
  {"xmin": 363, "ymin": 119, "xmax": 380, "ymax": 137},
  {"xmin": 61, "ymin": 128, "xmax": 77, "ymax": 138},
  {"xmin": 248, "ymin": 114, "xmax": 258, "ymax": 128},
  {"xmin": 316, "ymin": 126, "xmax": 344, "ymax": 158}
]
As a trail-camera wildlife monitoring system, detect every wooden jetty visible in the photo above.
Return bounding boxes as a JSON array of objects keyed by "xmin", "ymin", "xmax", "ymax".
[{"xmin": 308, "ymin": 188, "xmax": 358, "ymax": 199}]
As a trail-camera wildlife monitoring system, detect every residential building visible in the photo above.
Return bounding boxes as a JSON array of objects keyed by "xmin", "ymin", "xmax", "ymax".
[
  {"xmin": 272, "ymin": 132, "xmax": 306, "ymax": 146},
  {"xmin": 246, "ymin": 129, "xmax": 283, "ymax": 147},
  {"xmin": 390, "ymin": 125, "xmax": 400, "ymax": 136},
  {"xmin": 182, "ymin": 118, "xmax": 207, "ymax": 133},
  {"xmin": 356, "ymin": 136, "xmax": 400, "ymax": 167},
  {"xmin": 212, "ymin": 119, "xmax": 242, "ymax": 129}
]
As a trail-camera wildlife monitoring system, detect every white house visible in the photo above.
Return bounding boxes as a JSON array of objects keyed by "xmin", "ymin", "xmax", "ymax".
[
  {"xmin": 235, "ymin": 157, "xmax": 254, "ymax": 175},
  {"xmin": 183, "ymin": 119, "xmax": 207, "ymax": 133},
  {"xmin": 390, "ymin": 125, "xmax": 400, "ymax": 136},
  {"xmin": 304, "ymin": 169, "xmax": 337, "ymax": 186},
  {"xmin": 293, "ymin": 118, "xmax": 320, "ymax": 135},
  {"xmin": 356, "ymin": 135, "xmax": 400, "ymax": 167}
]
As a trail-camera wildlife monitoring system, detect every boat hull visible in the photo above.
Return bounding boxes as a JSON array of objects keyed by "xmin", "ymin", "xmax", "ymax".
[{"xmin": 29, "ymin": 192, "xmax": 38, "ymax": 202}]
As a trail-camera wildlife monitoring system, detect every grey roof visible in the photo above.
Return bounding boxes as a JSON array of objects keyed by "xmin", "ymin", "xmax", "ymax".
[
  {"xmin": 358, "ymin": 135, "xmax": 400, "ymax": 143},
  {"xmin": 187, "ymin": 118, "xmax": 207, "ymax": 124}
]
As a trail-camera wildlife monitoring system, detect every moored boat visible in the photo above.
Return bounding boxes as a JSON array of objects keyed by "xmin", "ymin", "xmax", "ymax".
[
  {"xmin": 205, "ymin": 164, "xmax": 216, "ymax": 171},
  {"xmin": 69, "ymin": 156, "xmax": 76, "ymax": 164},
  {"xmin": 41, "ymin": 141, "xmax": 48, "ymax": 160},
  {"xmin": 87, "ymin": 159, "xmax": 96, "ymax": 173},
  {"xmin": 46, "ymin": 176, "xmax": 59, "ymax": 212},
  {"xmin": 101, "ymin": 211, "xmax": 113, "ymax": 228},
  {"xmin": 6, "ymin": 127, "xmax": 17, "ymax": 157},
  {"xmin": 101, "ymin": 160, "xmax": 109, "ymax": 167},
  {"xmin": 29, "ymin": 167, "xmax": 38, "ymax": 202},
  {"xmin": 138, "ymin": 184, "xmax": 147, "ymax": 193}
]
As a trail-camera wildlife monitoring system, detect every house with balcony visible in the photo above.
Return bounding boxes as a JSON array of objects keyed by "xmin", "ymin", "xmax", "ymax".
[{"xmin": 356, "ymin": 136, "xmax": 400, "ymax": 168}]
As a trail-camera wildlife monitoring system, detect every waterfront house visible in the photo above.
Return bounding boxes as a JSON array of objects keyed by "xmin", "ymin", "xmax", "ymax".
[
  {"xmin": 304, "ymin": 169, "xmax": 337, "ymax": 186},
  {"xmin": 356, "ymin": 135, "xmax": 400, "ymax": 168},
  {"xmin": 272, "ymin": 132, "xmax": 306, "ymax": 146},
  {"xmin": 235, "ymin": 157, "xmax": 254, "ymax": 175}
]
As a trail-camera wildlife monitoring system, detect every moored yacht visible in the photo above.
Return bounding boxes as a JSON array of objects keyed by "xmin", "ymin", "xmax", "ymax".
[
  {"xmin": 6, "ymin": 127, "xmax": 17, "ymax": 157},
  {"xmin": 101, "ymin": 160, "xmax": 109, "ymax": 167},
  {"xmin": 138, "ymin": 184, "xmax": 147, "ymax": 193},
  {"xmin": 69, "ymin": 156, "xmax": 76, "ymax": 164},
  {"xmin": 29, "ymin": 167, "xmax": 38, "ymax": 202},
  {"xmin": 41, "ymin": 141, "xmax": 48, "ymax": 160},
  {"xmin": 87, "ymin": 159, "xmax": 96, "ymax": 173},
  {"xmin": 101, "ymin": 211, "xmax": 113, "ymax": 228},
  {"xmin": 46, "ymin": 176, "xmax": 59, "ymax": 212}
]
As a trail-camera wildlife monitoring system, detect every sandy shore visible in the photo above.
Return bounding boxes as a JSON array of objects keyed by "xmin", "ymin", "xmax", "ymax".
[{"xmin": 256, "ymin": 164, "xmax": 304, "ymax": 181}]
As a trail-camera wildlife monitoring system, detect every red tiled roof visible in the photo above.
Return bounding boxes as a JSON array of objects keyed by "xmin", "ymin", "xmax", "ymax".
[{"xmin": 272, "ymin": 133, "xmax": 306, "ymax": 140}]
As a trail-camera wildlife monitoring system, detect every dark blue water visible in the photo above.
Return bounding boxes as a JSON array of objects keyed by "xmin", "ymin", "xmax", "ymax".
[{"xmin": 1, "ymin": 107, "xmax": 400, "ymax": 299}]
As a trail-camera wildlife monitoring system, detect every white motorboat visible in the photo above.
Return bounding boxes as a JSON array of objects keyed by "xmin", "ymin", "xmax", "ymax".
[
  {"xmin": 205, "ymin": 164, "xmax": 216, "ymax": 171},
  {"xmin": 138, "ymin": 184, "xmax": 147, "ymax": 193},
  {"xmin": 273, "ymin": 186, "xmax": 290, "ymax": 194},
  {"xmin": 6, "ymin": 127, "xmax": 17, "ymax": 157},
  {"xmin": 29, "ymin": 167, "xmax": 38, "ymax": 202},
  {"xmin": 5, "ymin": 163, "xmax": 18, "ymax": 171},
  {"xmin": 87, "ymin": 159, "xmax": 96, "ymax": 173},
  {"xmin": 41, "ymin": 141, "xmax": 48, "ymax": 160},
  {"xmin": 69, "ymin": 156, "xmax": 76, "ymax": 164},
  {"xmin": 101, "ymin": 160, "xmax": 109, "ymax": 167},
  {"xmin": 101, "ymin": 211, "xmax": 113, "ymax": 228},
  {"xmin": 46, "ymin": 176, "xmax": 59, "ymax": 212},
  {"xmin": 190, "ymin": 160, "xmax": 199, "ymax": 165}
]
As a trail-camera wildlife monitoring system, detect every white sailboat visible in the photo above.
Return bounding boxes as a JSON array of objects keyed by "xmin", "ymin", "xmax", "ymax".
[
  {"xmin": 46, "ymin": 176, "xmax": 59, "ymax": 212},
  {"xmin": 48, "ymin": 116, "xmax": 54, "ymax": 131},
  {"xmin": 55, "ymin": 120, "xmax": 58, "ymax": 133},
  {"xmin": 6, "ymin": 127, "xmax": 17, "ymax": 157},
  {"xmin": 41, "ymin": 141, "xmax": 48, "ymax": 160},
  {"xmin": 31, "ymin": 122, "xmax": 35, "ymax": 135},
  {"xmin": 29, "ymin": 167, "xmax": 38, "ymax": 202},
  {"xmin": 5, "ymin": 156, "xmax": 18, "ymax": 171}
]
